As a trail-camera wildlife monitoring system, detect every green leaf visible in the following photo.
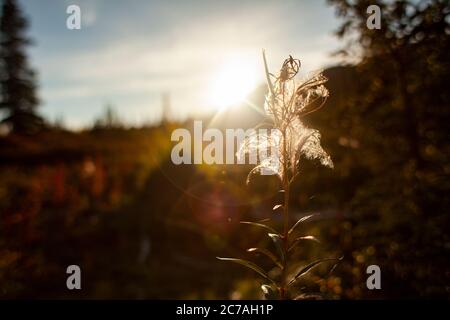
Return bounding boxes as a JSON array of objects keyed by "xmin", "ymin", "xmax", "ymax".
[
  {"xmin": 288, "ymin": 236, "xmax": 321, "ymax": 252},
  {"xmin": 288, "ymin": 214, "xmax": 315, "ymax": 236},
  {"xmin": 288, "ymin": 257, "xmax": 341, "ymax": 286},
  {"xmin": 217, "ymin": 257, "xmax": 276, "ymax": 285},
  {"xmin": 240, "ymin": 221, "xmax": 279, "ymax": 235},
  {"xmin": 247, "ymin": 248, "xmax": 283, "ymax": 269},
  {"xmin": 268, "ymin": 233, "xmax": 285, "ymax": 265}
]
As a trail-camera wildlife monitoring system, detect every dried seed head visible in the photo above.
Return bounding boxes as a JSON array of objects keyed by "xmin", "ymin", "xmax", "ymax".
[
  {"xmin": 238, "ymin": 52, "xmax": 333, "ymax": 182},
  {"xmin": 279, "ymin": 55, "xmax": 301, "ymax": 81}
]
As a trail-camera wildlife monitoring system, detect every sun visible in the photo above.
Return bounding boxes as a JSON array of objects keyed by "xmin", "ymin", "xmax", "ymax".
[{"xmin": 207, "ymin": 58, "xmax": 258, "ymax": 110}]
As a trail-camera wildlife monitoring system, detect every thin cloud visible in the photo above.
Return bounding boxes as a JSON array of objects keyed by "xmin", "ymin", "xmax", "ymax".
[{"xmin": 24, "ymin": 0, "xmax": 340, "ymax": 127}]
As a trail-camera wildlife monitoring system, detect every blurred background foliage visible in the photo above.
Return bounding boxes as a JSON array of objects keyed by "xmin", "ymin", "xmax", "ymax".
[{"xmin": 0, "ymin": 0, "xmax": 449, "ymax": 299}]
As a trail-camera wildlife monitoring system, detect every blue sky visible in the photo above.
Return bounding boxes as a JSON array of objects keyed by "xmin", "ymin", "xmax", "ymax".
[{"xmin": 20, "ymin": 0, "xmax": 342, "ymax": 128}]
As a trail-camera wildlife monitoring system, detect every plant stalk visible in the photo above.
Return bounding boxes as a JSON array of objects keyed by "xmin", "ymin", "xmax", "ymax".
[{"xmin": 280, "ymin": 129, "xmax": 290, "ymax": 299}]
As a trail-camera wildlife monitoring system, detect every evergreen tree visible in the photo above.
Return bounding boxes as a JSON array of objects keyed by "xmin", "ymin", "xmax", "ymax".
[
  {"xmin": 323, "ymin": 0, "xmax": 450, "ymax": 298},
  {"xmin": 0, "ymin": 0, "xmax": 41, "ymax": 134}
]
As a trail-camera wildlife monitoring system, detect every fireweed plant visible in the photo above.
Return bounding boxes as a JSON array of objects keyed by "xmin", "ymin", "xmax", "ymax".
[{"xmin": 218, "ymin": 51, "xmax": 342, "ymax": 300}]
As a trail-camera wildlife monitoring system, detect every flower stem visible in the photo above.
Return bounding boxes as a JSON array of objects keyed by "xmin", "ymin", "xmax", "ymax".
[{"xmin": 280, "ymin": 130, "xmax": 290, "ymax": 299}]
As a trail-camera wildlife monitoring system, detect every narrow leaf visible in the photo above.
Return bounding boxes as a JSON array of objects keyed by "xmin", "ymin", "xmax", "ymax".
[
  {"xmin": 261, "ymin": 284, "xmax": 278, "ymax": 300},
  {"xmin": 268, "ymin": 233, "xmax": 285, "ymax": 265},
  {"xmin": 288, "ymin": 235, "xmax": 321, "ymax": 252},
  {"xmin": 217, "ymin": 257, "xmax": 276, "ymax": 284},
  {"xmin": 247, "ymin": 248, "xmax": 283, "ymax": 269},
  {"xmin": 240, "ymin": 221, "xmax": 278, "ymax": 235},
  {"xmin": 288, "ymin": 258, "xmax": 340, "ymax": 286},
  {"xmin": 262, "ymin": 49, "xmax": 275, "ymax": 97},
  {"xmin": 288, "ymin": 214, "xmax": 316, "ymax": 236},
  {"xmin": 293, "ymin": 293, "xmax": 323, "ymax": 300},
  {"xmin": 273, "ymin": 204, "xmax": 283, "ymax": 211}
]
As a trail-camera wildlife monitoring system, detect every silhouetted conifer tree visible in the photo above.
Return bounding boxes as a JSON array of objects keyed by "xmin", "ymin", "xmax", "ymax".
[{"xmin": 0, "ymin": 0, "xmax": 41, "ymax": 133}]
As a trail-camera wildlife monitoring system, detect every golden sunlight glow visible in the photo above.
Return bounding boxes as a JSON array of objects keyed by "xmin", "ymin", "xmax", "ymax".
[{"xmin": 207, "ymin": 58, "xmax": 258, "ymax": 110}]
